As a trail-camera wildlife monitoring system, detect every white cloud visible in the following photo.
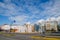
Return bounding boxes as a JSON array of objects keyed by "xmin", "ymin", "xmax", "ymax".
[
  {"xmin": 9, "ymin": 15, "xmax": 28, "ymax": 25},
  {"xmin": 49, "ymin": 17, "xmax": 56, "ymax": 21},
  {"xmin": 9, "ymin": 15, "xmax": 27, "ymax": 22},
  {"xmin": 42, "ymin": 0, "xmax": 60, "ymax": 18},
  {"xmin": 0, "ymin": 2, "xmax": 18, "ymax": 16},
  {"xmin": 56, "ymin": 17, "xmax": 60, "ymax": 21},
  {"xmin": 37, "ymin": 19, "xmax": 45, "ymax": 23},
  {"xmin": 0, "ymin": 0, "xmax": 60, "ymax": 25},
  {"xmin": 26, "ymin": 22, "xmax": 30, "ymax": 24}
]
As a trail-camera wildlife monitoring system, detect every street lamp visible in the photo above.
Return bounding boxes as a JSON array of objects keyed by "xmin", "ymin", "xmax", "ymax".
[{"xmin": 10, "ymin": 20, "xmax": 16, "ymax": 32}]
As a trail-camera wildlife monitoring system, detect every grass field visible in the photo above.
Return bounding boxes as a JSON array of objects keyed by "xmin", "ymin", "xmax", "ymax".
[{"xmin": 31, "ymin": 36, "xmax": 60, "ymax": 40}]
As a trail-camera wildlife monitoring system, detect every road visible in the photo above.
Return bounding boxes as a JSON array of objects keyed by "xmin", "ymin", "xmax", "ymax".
[
  {"xmin": 0, "ymin": 33, "xmax": 60, "ymax": 40},
  {"xmin": 0, "ymin": 33, "xmax": 40, "ymax": 40},
  {"xmin": 8, "ymin": 33, "xmax": 41, "ymax": 40},
  {"xmin": 0, "ymin": 35, "xmax": 17, "ymax": 40}
]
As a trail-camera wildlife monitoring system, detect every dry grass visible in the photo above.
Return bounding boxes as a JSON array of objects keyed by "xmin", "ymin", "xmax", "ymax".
[
  {"xmin": 2, "ymin": 34, "xmax": 15, "ymax": 37},
  {"xmin": 31, "ymin": 36, "xmax": 60, "ymax": 40},
  {"xmin": 0, "ymin": 32, "xmax": 15, "ymax": 37}
]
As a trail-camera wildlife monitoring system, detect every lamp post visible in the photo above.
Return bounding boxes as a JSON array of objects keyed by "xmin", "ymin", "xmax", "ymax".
[{"xmin": 10, "ymin": 20, "xmax": 16, "ymax": 33}]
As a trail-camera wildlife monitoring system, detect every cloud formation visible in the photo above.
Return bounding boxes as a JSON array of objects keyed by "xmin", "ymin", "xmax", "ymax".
[{"xmin": 0, "ymin": 0, "xmax": 60, "ymax": 25}]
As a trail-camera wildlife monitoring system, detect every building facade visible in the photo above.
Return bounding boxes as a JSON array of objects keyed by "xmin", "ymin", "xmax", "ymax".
[
  {"xmin": 25, "ymin": 22, "xmax": 34, "ymax": 33},
  {"xmin": 46, "ymin": 18, "xmax": 58, "ymax": 32},
  {"xmin": 38, "ymin": 19, "xmax": 46, "ymax": 33}
]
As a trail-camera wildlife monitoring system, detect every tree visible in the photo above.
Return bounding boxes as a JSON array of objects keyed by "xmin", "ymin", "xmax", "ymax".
[{"xmin": 57, "ymin": 25, "xmax": 60, "ymax": 31}]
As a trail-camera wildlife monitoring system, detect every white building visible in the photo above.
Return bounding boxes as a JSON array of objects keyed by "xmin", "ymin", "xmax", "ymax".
[
  {"xmin": 1, "ymin": 24, "xmax": 10, "ymax": 31},
  {"xmin": 38, "ymin": 19, "xmax": 46, "ymax": 33},
  {"xmin": 25, "ymin": 22, "xmax": 33, "ymax": 33},
  {"xmin": 19, "ymin": 25, "xmax": 26, "ymax": 33},
  {"xmin": 10, "ymin": 25, "xmax": 27, "ymax": 33},
  {"xmin": 45, "ymin": 18, "xmax": 51, "ymax": 30},
  {"xmin": 46, "ymin": 17, "xmax": 58, "ymax": 32},
  {"xmin": 0, "ymin": 23, "xmax": 34, "ymax": 33}
]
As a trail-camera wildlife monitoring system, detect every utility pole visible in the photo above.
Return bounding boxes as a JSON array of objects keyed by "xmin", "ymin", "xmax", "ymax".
[{"xmin": 10, "ymin": 20, "xmax": 16, "ymax": 33}]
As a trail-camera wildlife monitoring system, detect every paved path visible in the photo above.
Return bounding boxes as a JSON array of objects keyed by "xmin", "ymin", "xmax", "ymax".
[
  {"xmin": 0, "ymin": 33, "xmax": 60, "ymax": 40},
  {"xmin": 0, "ymin": 33, "xmax": 40, "ymax": 40},
  {"xmin": 8, "ymin": 33, "xmax": 40, "ymax": 40},
  {"xmin": 0, "ymin": 35, "xmax": 17, "ymax": 40}
]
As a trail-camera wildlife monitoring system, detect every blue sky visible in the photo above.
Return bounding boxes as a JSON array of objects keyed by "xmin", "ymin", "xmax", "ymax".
[{"xmin": 0, "ymin": 0, "xmax": 60, "ymax": 25}]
